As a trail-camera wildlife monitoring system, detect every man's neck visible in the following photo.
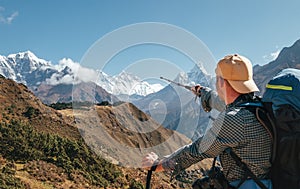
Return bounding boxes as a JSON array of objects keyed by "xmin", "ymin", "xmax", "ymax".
[
  {"xmin": 225, "ymin": 89, "xmax": 240, "ymax": 105},
  {"xmin": 225, "ymin": 95, "xmax": 238, "ymax": 105}
]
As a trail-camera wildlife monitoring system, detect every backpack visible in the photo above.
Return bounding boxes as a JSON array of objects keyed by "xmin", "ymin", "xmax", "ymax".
[
  {"xmin": 261, "ymin": 68, "xmax": 300, "ymax": 189},
  {"xmin": 237, "ymin": 68, "xmax": 300, "ymax": 189}
]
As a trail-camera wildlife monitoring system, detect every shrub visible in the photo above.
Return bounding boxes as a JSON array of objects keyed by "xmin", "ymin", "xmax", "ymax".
[
  {"xmin": 0, "ymin": 120, "xmax": 122, "ymax": 187},
  {"xmin": 129, "ymin": 180, "xmax": 144, "ymax": 189},
  {"xmin": 23, "ymin": 107, "xmax": 40, "ymax": 118},
  {"xmin": 49, "ymin": 102, "xmax": 72, "ymax": 110}
]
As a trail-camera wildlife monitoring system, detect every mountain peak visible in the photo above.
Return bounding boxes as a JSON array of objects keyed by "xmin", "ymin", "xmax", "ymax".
[
  {"xmin": 8, "ymin": 50, "xmax": 36, "ymax": 60},
  {"xmin": 21, "ymin": 50, "xmax": 37, "ymax": 59},
  {"xmin": 293, "ymin": 39, "xmax": 300, "ymax": 46},
  {"xmin": 173, "ymin": 63, "xmax": 210, "ymax": 85},
  {"xmin": 0, "ymin": 55, "xmax": 6, "ymax": 62},
  {"xmin": 7, "ymin": 51, "xmax": 49, "ymax": 66},
  {"xmin": 274, "ymin": 39, "xmax": 300, "ymax": 64},
  {"xmin": 117, "ymin": 71, "xmax": 139, "ymax": 81}
]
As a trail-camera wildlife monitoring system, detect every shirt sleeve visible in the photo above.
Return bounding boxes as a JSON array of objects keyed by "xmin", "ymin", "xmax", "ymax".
[
  {"xmin": 161, "ymin": 109, "xmax": 245, "ymax": 175},
  {"xmin": 200, "ymin": 87, "xmax": 225, "ymax": 112}
]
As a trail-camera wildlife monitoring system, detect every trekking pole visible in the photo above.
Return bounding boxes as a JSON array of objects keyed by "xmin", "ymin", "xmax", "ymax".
[
  {"xmin": 145, "ymin": 163, "xmax": 158, "ymax": 189},
  {"xmin": 159, "ymin": 76, "xmax": 201, "ymax": 100},
  {"xmin": 160, "ymin": 76, "xmax": 193, "ymax": 91}
]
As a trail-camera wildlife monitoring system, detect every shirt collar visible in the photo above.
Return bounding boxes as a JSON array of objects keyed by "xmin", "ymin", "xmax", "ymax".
[{"xmin": 226, "ymin": 93, "xmax": 255, "ymax": 109}]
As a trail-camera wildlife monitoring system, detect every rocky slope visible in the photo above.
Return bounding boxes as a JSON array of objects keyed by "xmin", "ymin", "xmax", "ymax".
[
  {"xmin": 35, "ymin": 81, "xmax": 119, "ymax": 105},
  {"xmin": 67, "ymin": 101, "xmax": 192, "ymax": 167},
  {"xmin": 0, "ymin": 74, "xmax": 211, "ymax": 188}
]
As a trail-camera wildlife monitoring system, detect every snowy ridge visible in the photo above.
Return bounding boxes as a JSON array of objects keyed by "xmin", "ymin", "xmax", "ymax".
[
  {"xmin": 98, "ymin": 71, "xmax": 163, "ymax": 96},
  {"xmin": 0, "ymin": 51, "xmax": 163, "ymax": 96}
]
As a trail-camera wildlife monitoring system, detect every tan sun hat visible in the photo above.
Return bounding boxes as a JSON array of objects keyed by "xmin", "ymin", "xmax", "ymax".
[{"xmin": 215, "ymin": 54, "xmax": 259, "ymax": 94}]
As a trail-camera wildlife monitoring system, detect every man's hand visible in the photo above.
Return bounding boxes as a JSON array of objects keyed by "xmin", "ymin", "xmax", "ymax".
[
  {"xmin": 191, "ymin": 84, "xmax": 202, "ymax": 97},
  {"xmin": 142, "ymin": 152, "xmax": 164, "ymax": 172}
]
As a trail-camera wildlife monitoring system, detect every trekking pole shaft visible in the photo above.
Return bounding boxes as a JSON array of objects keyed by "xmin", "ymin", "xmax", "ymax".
[
  {"xmin": 145, "ymin": 162, "xmax": 158, "ymax": 189},
  {"xmin": 160, "ymin": 76, "xmax": 192, "ymax": 91},
  {"xmin": 160, "ymin": 76, "xmax": 201, "ymax": 100},
  {"xmin": 146, "ymin": 170, "xmax": 152, "ymax": 189}
]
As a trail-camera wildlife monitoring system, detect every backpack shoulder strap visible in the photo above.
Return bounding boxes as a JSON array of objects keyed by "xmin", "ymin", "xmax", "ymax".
[
  {"xmin": 255, "ymin": 102, "xmax": 277, "ymax": 163},
  {"xmin": 238, "ymin": 99, "xmax": 277, "ymax": 163},
  {"xmin": 225, "ymin": 148, "xmax": 268, "ymax": 189}
]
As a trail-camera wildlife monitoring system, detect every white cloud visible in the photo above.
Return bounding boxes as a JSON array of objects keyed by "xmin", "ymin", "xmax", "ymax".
[
  {"xmin": 46, "ymin": 72, "xmax": 75, "ymax": 85},
  {"xmin": 263, "ymin": 49, "xmax": 280, "ymax": 63},
  {"xmin": 0, "ymin": 7, "xmax": 18, "ymax": 24},
  {"xmin": 58, "ymin": 58, "xmax": 99, "ymax": 82},
  {"xmin": 6, "ymin": 11, "xmax": 18, "ymax": 24},
  {"xmin": 271, "ymin": 50, "xmax": 280, "ymax": 60},
  {"xmin": 46, "ymin": 58, "xmax": 99, "ymax": 85},
  {"xmin": 55, "ymin": 58, "xmax": 81, "ymax": 72}
]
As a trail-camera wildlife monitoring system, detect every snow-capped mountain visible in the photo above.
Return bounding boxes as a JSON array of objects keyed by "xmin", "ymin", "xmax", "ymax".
[
  {"xmin": 174, "ymin": 64, "xmax": 214, "ymax": 89},
  {"xmin": 0, "ymin": 51, "xmax": 163, "ymax": 103},
  {"xmin": 0, "ymin": 51, "xmax": 52, "ymax": 86},
  {"xmin": 132, "ymin": 63, "xmax": 214, "ymax": 140},
  {"xmin": 97, "ymin": 71, "xmax": 163, "ymax": 96}
]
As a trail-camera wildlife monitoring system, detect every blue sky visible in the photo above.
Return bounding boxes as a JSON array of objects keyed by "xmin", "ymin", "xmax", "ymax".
[{"xmin": 1, "ymin": 0, "xmax": 300, "ymax": 78}]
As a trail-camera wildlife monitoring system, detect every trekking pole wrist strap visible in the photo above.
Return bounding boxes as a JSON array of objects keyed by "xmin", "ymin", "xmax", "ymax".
[{"xmin": 150, "ymin": 160, "xmax": 159, "ymax": 171}]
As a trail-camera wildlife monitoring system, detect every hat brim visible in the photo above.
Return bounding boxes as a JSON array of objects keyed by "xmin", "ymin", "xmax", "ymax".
[{"xmin": 227, "ymin": 79, "xmax": 259, "ymax": 94}]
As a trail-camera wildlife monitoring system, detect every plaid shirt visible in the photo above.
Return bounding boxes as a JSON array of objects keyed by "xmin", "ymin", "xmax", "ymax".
[{"xmin": 162, "ymin": 88, "xmax": 272, "ymax": 182}]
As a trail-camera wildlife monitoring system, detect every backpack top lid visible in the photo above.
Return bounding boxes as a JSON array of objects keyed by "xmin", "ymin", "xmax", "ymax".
[{"xmin": 262, "ymin": 68, "xmax": 300, "ymax": 113}]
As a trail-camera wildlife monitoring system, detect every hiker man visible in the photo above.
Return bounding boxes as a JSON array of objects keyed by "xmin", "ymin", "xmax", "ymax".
[{"xmin": 142, "ymin": 54, "xmax": 273, "ymax": 189}]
